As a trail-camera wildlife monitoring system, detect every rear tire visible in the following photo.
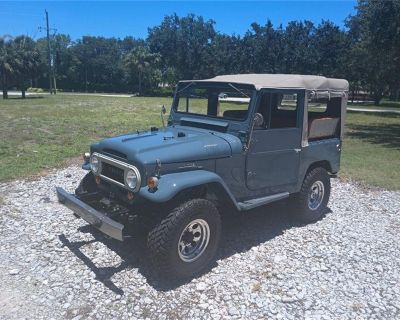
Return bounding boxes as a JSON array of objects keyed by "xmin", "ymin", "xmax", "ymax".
[
  {"xmin": 147, "ymin": 199, "xmax": 221, "ymax": 280},
  {"xmin": 292, "ymin": 167, "xmax": 331, "ymax": 223}
]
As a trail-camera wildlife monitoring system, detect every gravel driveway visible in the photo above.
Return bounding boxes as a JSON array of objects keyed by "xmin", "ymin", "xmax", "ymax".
[{"xmin": 0, "ymin": 166, "xmax": 399, "ymax": 319}]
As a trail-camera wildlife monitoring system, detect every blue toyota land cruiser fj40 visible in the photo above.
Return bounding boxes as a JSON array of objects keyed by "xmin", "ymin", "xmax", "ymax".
[{"xmin": 57, "ymin": 74, "xmax": 348, "ymax": 279}]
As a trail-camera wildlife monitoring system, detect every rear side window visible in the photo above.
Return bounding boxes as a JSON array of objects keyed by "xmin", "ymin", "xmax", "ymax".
[
  {"xmin": 308, "ymin": 96, "xmax": 341, "ymax": 118},
  {"xmin": 308, "ymin": 97, "xmax": 328, "ymax": 113},
  {"xmin": 307, "ymin": 96, "xmax": 342, "ymax": 140}
]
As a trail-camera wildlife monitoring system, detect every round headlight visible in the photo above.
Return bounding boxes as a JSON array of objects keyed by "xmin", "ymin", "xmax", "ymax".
[
  {"xmin": 90, "ymin": 155, "xmax": 100, "ymax": 173},
  {"xmin": 125, "ymin": 169, "xmax": 138, "ymax": 189}
]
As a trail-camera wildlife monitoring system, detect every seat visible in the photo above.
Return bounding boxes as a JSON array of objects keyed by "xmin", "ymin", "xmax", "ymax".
[{"xmin": 308, "ymin": 117, "xmax": 339, "ymax": 140}]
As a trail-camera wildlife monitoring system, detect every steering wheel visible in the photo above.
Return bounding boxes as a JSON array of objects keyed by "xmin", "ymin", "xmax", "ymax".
[{"xmin": 253, "ymin": 112, "xmax": 264, "ymax": 128}]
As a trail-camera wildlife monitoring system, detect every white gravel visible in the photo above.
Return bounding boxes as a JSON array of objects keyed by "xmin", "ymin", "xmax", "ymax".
[{"xmin": 0, "ymin": 165, "xmax": 399, "ymax": 319}]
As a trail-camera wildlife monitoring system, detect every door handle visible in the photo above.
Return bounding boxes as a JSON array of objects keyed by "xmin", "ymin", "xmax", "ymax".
[{"xmin": 294, "ymin": 148, "xmax": 301, "ymax": 153}]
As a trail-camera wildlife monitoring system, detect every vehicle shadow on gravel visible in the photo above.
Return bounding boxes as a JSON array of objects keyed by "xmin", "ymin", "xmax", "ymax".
[{"xmin": 58, "ymin": 202, "xmax": 331, "ymax": 293}]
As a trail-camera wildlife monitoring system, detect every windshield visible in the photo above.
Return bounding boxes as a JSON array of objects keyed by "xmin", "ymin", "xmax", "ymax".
[{"xmin": 173, "ymin": 83, "xmax": 254, "ymax": 121}]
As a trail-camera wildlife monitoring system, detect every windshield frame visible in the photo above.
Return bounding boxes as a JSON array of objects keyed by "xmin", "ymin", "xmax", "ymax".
[{"xmin": 171, "ymin": 81, "xmax": 256, "ymax": 123}]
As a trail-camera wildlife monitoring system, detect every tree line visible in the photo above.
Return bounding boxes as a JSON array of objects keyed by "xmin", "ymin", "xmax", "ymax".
[{"xmin": 1, "ymin": 0, "xmax": 399, "ymax": 104}]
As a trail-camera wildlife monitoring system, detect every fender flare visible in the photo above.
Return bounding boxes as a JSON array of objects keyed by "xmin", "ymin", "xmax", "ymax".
[
  {"xmin": 296, "ymin": 159, "xmax": 335, "ymax": 191},
  {"xmin": 138, "ymin": 170, "xmax": 240, "ymax": 210}
]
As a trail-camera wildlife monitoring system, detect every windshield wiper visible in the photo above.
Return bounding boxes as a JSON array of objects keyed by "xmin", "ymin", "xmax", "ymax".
[
  {"xmin": 228, "ymin": 83, "xmax": 250, "ymax": 98},
  {"xmin": 177, "ymin": 81, "xmax": 195, "ymax": 94}
]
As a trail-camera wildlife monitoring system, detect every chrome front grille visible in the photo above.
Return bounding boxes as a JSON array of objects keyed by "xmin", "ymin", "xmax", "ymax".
[
  {"xmin": 92, "ymin": 152, "xmax": 141, "ymax": 191},
  {"xmin": 101, "ymin": 162, "xmax": 124, "ymax": 184}
]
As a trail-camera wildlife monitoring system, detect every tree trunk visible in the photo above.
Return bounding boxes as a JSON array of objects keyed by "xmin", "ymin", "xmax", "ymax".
[
  {"xmin": 373, "ymin": 90, "xmax": 383, "ymax": 106},
  {"xmin": 22, "ymin": 90, "xmax": 26, "ymax": 99},
  {"xmin": 85, "ymin": 64, "xmax": 88, "ymax": 93},
  {"xmin": 2, "ymin": 73, "xmax": 8, "ymax": 99},
  {"xmin": 138, "ymin": 70, "xmax": 142, "ymax": 95}
]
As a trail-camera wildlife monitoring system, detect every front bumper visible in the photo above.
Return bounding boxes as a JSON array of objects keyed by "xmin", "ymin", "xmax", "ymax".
[{"xmin": 56, "ymin": 187, "xmax": 124, "ymax": 241}]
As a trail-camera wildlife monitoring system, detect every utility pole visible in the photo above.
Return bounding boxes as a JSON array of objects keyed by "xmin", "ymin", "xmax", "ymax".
[
  {"xmin": 45, "ymin": 10, "xmax": 53, "ymax": 94},
  {"xmin": 40, "ymin": 10, "xmax": 57, "ymax": 94}
]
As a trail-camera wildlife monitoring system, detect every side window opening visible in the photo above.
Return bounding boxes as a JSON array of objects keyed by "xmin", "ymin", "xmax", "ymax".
[
  {"xmin": 307, "ymin": 96, "xmax": 341, "ymax": 141},
  {"xmin": 269, "ymin": 93, "xmax": 299, "ymax": 129}
]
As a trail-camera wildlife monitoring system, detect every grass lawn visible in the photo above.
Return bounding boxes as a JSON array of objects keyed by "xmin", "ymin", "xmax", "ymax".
[
  {"xmin": 342, "ymin": 111, "xmax": 400, "ymax": 190},
  {"xmin": 0, "ymin": 95, "xmax": 170, "ymax": 182},
  {"xmin": 0, "ymin": 94, "xmax": 399, "ymax": 190}
]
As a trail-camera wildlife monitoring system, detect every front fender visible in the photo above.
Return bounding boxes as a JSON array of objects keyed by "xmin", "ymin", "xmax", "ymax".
[{"xmin": 138, "ymin": 170, "xmax": 239, "ymax": 209}]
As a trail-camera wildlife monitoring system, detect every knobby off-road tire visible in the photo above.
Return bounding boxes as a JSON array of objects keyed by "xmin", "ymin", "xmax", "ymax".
[
  {"xmin": 147, "ymin": 199, "xmax": 221, "ymax": 280},
  {"xmin": 75, "ymin": 171, "xmax": 98, "ymax": 195},
  {"xmin": 292, "ymin": 167, "xmax": 331, "ymax": 223}
]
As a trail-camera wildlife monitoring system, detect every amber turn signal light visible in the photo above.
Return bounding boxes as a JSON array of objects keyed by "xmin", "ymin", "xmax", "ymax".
[
  {"xmin": 147, "ymin": 176, "xmax": 159, "ymax": 189},
  {"xmin": 95, "ymin": 176, "xmax": 101, "ymax": 185},
  {"xmin": 127, "ymin": 191, "xmax": 134, "ymax": 201}
]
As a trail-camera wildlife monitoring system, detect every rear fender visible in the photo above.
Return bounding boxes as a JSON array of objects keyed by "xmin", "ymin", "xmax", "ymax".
[{"xmin": 138, "ymin": 170, "xmax": 240, "ymax": 210}]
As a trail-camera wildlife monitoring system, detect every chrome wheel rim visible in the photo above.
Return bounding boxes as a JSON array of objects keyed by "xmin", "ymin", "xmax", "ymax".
[
  {"xmin": 308, "ymin": 181, "xmax": 325, "ymax": 210},
  {"xmin": 178, "ymin": 219, "xmax": 210, "ymax": 262}
]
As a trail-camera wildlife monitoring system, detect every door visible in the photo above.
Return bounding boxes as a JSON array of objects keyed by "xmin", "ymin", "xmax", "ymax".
[{"xmin": 246, "ymin": 90, "xmax": 303, "ymax": 191}]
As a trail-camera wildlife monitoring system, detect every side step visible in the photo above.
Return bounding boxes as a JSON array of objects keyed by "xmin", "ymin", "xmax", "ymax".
[{"xmin": 238, "ymin": 192, "xmax": 289, "ymax": 211}]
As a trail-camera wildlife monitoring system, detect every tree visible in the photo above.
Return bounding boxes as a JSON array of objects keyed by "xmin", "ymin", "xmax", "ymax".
[
  {"xmin": 282, "ymin": 21, "xmax": 316, "ymax": 74},
  {"xmin": 2, "ymin": 8, "xmax": 398, "ymax": 99},
  {"xmin": 10, "ymin": 36, "xmax": 41, "ymax": 98},
  {"xmin": 211, "ymin": 34, "xmax": 244, "ymax": 75},
  {"xmin": 67, "ymin": 36, "xmax": 126, "ymax": 92},
  {"xmin": 347, "ymin": 0, "xmax": 400, "ymax": 104},
  {"xmin": 242, "ymin": 20, "xmax": 284, "ymax": 73},
  {"xmin": 312, "ymin": 21, "xmax": 350, "ymax": 78},
  {"xmin": 124, "ymin": 46, "xmax": 161, "ymax": 94},
  {"xmin": 148, "ymin": 14, "xmax": 216, "ymax": 81},
  {"xmin": 0, "ymin": 35, "xmax": 14, "ymax": 99}
]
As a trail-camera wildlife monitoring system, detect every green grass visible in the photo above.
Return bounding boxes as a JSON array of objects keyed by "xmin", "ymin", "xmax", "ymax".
[
  {"xmin": 341, "ymin": 111, "xmax": 400, "ymax": 190},
  {"xmin": 0, "ymin": 95, "xmax": 170, "ymax": 181},
  {"xmin": 0, "ymin": 94, "xmax": 399, "ymax": 190}
]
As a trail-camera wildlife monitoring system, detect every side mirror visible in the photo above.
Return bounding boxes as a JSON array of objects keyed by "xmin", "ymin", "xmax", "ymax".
[{"xmin": 253, "ymin": 113, "xmax": 264, "ymax": 128}]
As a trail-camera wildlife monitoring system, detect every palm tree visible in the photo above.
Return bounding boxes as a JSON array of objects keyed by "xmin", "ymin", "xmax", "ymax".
[
  {"xmin": 0, "ymin": 35, "xmax": 14, "ymax": 99},
  {"xmin": 11, "ymin": 36, "xmax": 41, "ymax": 98},
  {"xmin": 124, "ymin": 46, "xmax": 160, "ymax": 94}
]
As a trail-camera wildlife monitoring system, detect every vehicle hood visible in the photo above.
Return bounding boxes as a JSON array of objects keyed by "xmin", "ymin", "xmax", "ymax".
[{"xmin": 91, "ymin": 126, "xmax": 242, "ymax": 165}]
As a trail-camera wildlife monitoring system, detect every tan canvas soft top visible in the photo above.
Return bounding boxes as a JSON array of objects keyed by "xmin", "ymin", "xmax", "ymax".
[{"xmin": 182, "ymin": 74, "xmax": 349, "ymax": 96}]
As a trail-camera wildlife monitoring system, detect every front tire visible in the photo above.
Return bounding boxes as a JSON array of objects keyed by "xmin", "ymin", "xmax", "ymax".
[
  {"xmin": 75, "ymin": 172, "xmax": 98, "ymax": 195},
  {"xmin": 292, "ymin": 167, "xmax": 331, "ymax": 223},
  {"xmin": 147, "ymin": 199, "xmax": 221, "ymax": 280}
]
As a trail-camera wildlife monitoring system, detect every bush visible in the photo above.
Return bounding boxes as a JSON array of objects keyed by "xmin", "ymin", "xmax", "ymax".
[{"xmin": 144, "ymin": 87, "xmax": 175, "ymax": 97}]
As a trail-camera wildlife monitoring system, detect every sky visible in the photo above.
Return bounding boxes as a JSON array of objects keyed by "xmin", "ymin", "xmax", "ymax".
[{"xmin": 0, "ymin": 1, "xmax": 357, "ymax": 40}]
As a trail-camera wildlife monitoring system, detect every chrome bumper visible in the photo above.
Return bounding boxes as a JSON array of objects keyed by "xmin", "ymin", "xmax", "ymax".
[{"xmin": 56, "ymin": 187, "xmax": 124, "ymax": 241}]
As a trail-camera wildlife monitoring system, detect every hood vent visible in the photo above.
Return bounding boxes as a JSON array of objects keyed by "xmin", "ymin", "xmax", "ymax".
[{"xmin": 103, "ymin": 148, "xmax": 127, "ymax": 159}]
